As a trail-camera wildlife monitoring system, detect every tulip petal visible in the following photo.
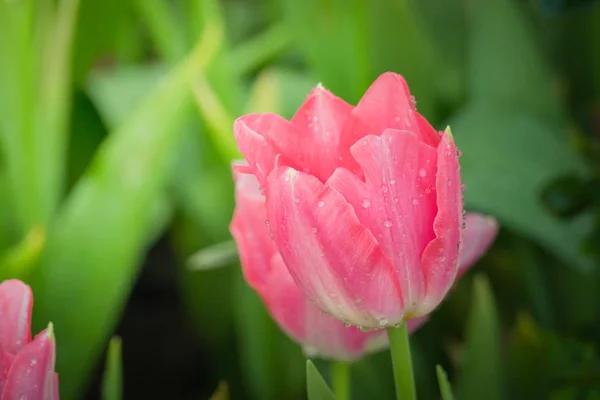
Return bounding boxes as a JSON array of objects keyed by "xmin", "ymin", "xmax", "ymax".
[
  {"xmin": 420, "ymin": 133, "xmax": 463, "ymax": 315},
  {"xmin": 234, "ymin": 88, "xmax": 353, "ymax": 185},
  {"xmin": 233, "ymin": 114, "xmax": 296, "ymax": 187},
  {"xmin": 457, "ymin": 213, "xmax": 499, "ymax": 277},
  {"xmin": 0, "ymin": 280, "xmax": 33, "ymax": 356},
  {"xmin": 266, "ymin": 167, "xmax": 402, "ymax": 328},
  {"xmin": 266, "ymin": 254, "xmax": 384, "ymax": 361},
  {"xmin": 2, "ymin": 327, "xmax": 56, "ymax": 400},
  {"xmin": 0, "ymin": 350, "xmax": 14, "ymax": 394},
  {"xmin": 337, "ymin": 73, "xmax": 440, "ymax": 174},
  {"xmin": 230, "ymin": 171, "xmax": 277, "ymax": 292},
  {"xmin": 330, "ymin": 129, "xmax": 439, "ymax": 315},
  {"xmin": 288, "ymin": 85, "xmax": 353, "ymax": 181}
]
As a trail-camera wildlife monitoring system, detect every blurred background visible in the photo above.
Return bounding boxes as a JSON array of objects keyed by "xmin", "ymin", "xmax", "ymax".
[{"xmin": 0, "ymin": 0, "xmax": 599, "ymax": 398}]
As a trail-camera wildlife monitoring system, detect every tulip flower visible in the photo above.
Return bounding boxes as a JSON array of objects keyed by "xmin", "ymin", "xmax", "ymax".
[
  {"xmin": 0, "ymin": 280, "xmax": 58, "ymax": 400},
  {"xmin": 233, "ymin": 72, "xmax": 466, "ymax": 330},
  {"xmin": 230, "ymin": 169, "xmax": 498, "ymax": 360}
]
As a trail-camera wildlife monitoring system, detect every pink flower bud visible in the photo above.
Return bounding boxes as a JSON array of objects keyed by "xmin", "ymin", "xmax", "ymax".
[
  {"xmin": 233, "ymin": 72, "xmax": 498, "ymax": 329},
  {"xmin": 0, "ymin": 280, "xmax": 58, "ymax": 400}
]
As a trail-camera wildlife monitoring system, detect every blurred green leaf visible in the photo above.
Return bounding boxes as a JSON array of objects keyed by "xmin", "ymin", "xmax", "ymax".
[
  {"xmin": 72, "ymin": 0, "xmax": 128, "ymax": 82},
  {"xmin": 0, "ymin": 227, "xmax": 45, "ymax": 282},
  {"xmin": 102, "ymin": 336, "xmax": 123, "ymax": 400},
  {"xmin": 188, "ymin": 241, "xmax": 237, "ymax": 271},
  {"xmin": 436, "ymin": 365, "xmax": 454, "ymax": 400},
  {"xmin": 456, "ymin": 275, "xmax": 503, "ymax": 400},
  {"xmin": 306, "ymin": 360, "xmax": 337, "ymax": 400},
  {"xmin": 229, "ymin": 22, "xmax": 293, "ymax": 76},
  {"xmin": 233, "ymin": 271, "xmax": 305, "ymax": 400},
  {"xmin": 450, "ymin": 104, "xmax": 591, "ymax": 270},
  {"xmin": 133, "ymin": 0, "xmax": 187, "ymax": 60},
  {"xmin": 468, "ymin": 0, "xmax": 561, "ymax": 122},
  {"xmin": 30, "ymin": 29, "xmax": 221, "ymax": 399},
  {"xmin": 210, "ymin": 381, "xmax": 230, "ymax": 400}
]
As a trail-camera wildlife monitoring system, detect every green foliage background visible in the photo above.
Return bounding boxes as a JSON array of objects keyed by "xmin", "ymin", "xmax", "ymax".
[{"xmin": 0, "ymin": 0, "xmax": 599, "ymax": 398}]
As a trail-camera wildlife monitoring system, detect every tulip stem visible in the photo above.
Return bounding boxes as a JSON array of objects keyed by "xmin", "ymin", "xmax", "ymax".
[
  {"xmin": 387, "ymin": 323, "xmax": 416, "ymax": 400},
  {"xmin": 332, "ymin": 361, "xmax": 350, "ymax": 400}
]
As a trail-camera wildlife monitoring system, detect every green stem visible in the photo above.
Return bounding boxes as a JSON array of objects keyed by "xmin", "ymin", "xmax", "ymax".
[
  {"xmin": 332, "ymin": 361, "xmax": 350, "ymax": 400},
  {"xmin": 387, "ymin": 324, "xmax": 416, "ymax": 400}
]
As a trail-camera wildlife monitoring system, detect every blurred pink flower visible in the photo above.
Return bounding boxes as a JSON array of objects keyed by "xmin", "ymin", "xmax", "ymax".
[
  {"xmin": 230, "ymin": 170, "xmax": 498, "ymax": 360},
  {"xmin": 233, "ymin": 72, "xmax": 479, "ymax": 328},
  {"xmin": 0, "ymin": 280, "xmax": 58, "ymax": 400}
]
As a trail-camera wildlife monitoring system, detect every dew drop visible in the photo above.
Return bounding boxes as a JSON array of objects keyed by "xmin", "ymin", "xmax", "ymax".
[
  {"xmin": 265, "ymin": 219, "xmax": 270, "ymax": 226},
  {"xmin": 412, "ymin": 199, "xmax": 419, "ymax": 206},
  {"xmin": 419, "ymin": 168, "xmax": 427, "ymax": 178},
  {"xmin": 389, "ymin": 179, "xmax": 396, "ymax": 185},
  {"xmin": 381, "ymin": 185, "xmax": 388, "ymax": 194},
  {"xmin": 383, "ymin": 220, "xmax": 393, "ymax": 228},
  {"xmin": 344, "ymin": 323, "xmax": 352, "ymax": 328},
  {"xmin": 284, "ymin": 175, "xmax": 290, "ymax": 182},
  {"xmin": 311, "ymin": 227, "xmax": 318, "ymax": 233},
  {"xmin": 361, "ymin": 139, "xmax": 368, "ymax": 145},
  {"xmin": 31, "ymin": 359, "xmax": 37, "ymax": 366},
  {"xmin": 393, "ymin": 197, "xmax": 399, "ymax": 203},
  {"xmin": 425, "ymin": 187, "xmax": 432, "ymax": 194},
  {"xmin": 461, "ymin": 184, "xmax": 466, "ymax": 191},
  {"xmin": 410, "ymin": 95, "xmax": 417, "ymax": 107},
  {"xmin": 360, "ymin": 326, "xmax": 371, "ymax": 333},
  {"xmin": 294, "ymin": 197, "xmax": 300, "ymax": 203},
  {"xmin": 379, "ymin": 318, "xmax": 389, "ymax": 327},
  {"xmin": 361, "ymin": 199, "xmax": 371, "ymax": 208},
  {"xmin": 317, "ymin": 200, "xmax": 325, "ymax": 207}
]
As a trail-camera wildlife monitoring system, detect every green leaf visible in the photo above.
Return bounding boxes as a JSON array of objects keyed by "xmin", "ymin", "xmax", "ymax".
[
  {"xmin": 436, "ymin": 365, "xmax": 454, "ymax": 400},
  {"xmin": 449, "ymin": 104, "xmax": 591, "ymax": 270},
  {"xmin": 0, "ymin": 227, "xmax": 45, "ymax": 282},
  {"xmin": 30, "ymin": 31, "xmax": 221, "ymax": 399},
  {"xmin": 233, "ymin": 271, "xmax": 305, "ymax": 400},
  {"xmin": 72, "ymin": 0, "xmax": 129, "ymax": 82},
  {"xmin": 102, "ymin": 337, "xmax": 123, "ymax": 400},
  {"xmin": 187, "ymin": 241, "xmax": 238, "ymax": 271},
  {"xmin": 468, "ymin": 0, "xmax": 561, "ymax": 121},
  {"xmin": 307, "ymin": 360, "xmax": 337, "ymax": 400},
  {"xmin": 456, "ymin": 275, "xmax": 503, "ymax": 400}
]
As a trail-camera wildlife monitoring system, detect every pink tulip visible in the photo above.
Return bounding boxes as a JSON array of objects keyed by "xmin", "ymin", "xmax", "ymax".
[
  {"xmin": 233, "ymin": 72, "xmax": 470, "ymax": 328},
  {"xmin": 0, "ymin": 280, "xmax": 58, "ymax": 400},
  {"xmin": 230, "ymin": 170, "xmax": 498, "ymax": 360}
]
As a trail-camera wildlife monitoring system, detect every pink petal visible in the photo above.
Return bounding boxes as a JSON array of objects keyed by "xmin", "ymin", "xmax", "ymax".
[
  {"xmin": 337, "ymin": 73, "xmax": 440, "ymax": 175},
  {"xmin": 329, "ymin": 129, "xmax": 439, "ymax": 315},
  {"xmin": 230, "ymin": 170, "xmax": 277, "ymax": 292},
  {"xmin": 0, "ymin": 280, "xmax": 33, "ymax": 356},
  {"xmin": 457, "ymin": 213, "xmax": 499, "ymax": 277},
  {"xmin": 2, "ymin": 327, "xmax": 56, "ymax": 400},
  {"xmin": 234, "ymin": 88, "xmax": 353, "ymax": 186},
  {"xmin": 419, "ymin": 133, "xmax": 463, "ymax": 315},
  {"xmin": 288, "ymin": 85, "xmax": 353, "ymax": 181},
  {"xmin": 266, "ymin": 167, "xmax": 402, "ymax": 328},
  {"xmin": 233, "ymin": 114, "xmax": 296, "ymax": 188},
  {"xmin": 0, "ymin": 350, "xmax": 14, "ymax": 394},
  {"xmin": 265, "ymin": 254, "xmax": 386, "ymax": 361}
]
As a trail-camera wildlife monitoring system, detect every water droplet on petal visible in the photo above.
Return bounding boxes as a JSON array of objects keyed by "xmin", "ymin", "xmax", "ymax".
[
  {"xmin": 379, "ymin": 318, "xmax": 389, "ymax": 327},
  {"xmin": 311, "ymin": 227, "xmax": 317, "ymax": 233},
  {"xmin": 389, "ymin": 179, "xmax": 396, "ymax": 185},
  {"xmin": 317, "ymin": 200, "xmax": 325, "ymax": 207},
  {"xmin": 384, "ymin": 220, "xmax": 393, "ymax": 228},
  {"xmin": 362, "ymin": 199, "xmax": 371, "ymax": 208},
  {"xmin": 393, "ymin": 197, "xmax": 399, "ymax": 203},
  {"xmin": 461, "ymin": 184, "xmax": 466, "ymax": 191},
  {"xmin": 425, "ymin": 187, "xmax": 432, "ymax": 194},
  {"xmin": 381, "ymin": 185, "xmax": 388, "ymax": 194},
  {"xmin": 361, "ymin": 139, "xmax": 368, "ymax": 145},
  {"xmin": 360, "ymin": 326, "xmax": 371, "ymax": 332},
  {"xmin": 412, "ymin": 199, "xmax": 419, "ymax": 206},
  {"xmin": 344, "ymin": 323, "xmax": 351, "ymax": 328},
  {"xmin": 294, "ymin": 197, "xmax": 300, "ymax": 203},
  {"xmin": 419, "ymin": 168, "xmax": 427, "ymax": 178},
  {"xmin": 265, "ymin": 220, "xmax": 270, "ymax": 226},
  {"xmin": 410, "ymin": 95, "xmax": 417, "ymax": 108}
]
